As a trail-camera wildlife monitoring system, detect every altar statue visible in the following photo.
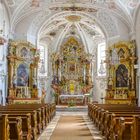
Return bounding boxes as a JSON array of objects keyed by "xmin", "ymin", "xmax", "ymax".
[
  {"xmin": 69, "ymin": 83, "xmax": 75, "ymax": 94},
  {"xmin": 12, "ymin": 74, "xmax": 17, "ymax": 88},
  {"xmin": 41, "ymin": 88, "xmax": 46, "ymax": 104},
  {"xmin": 108, "ymin": 77, "xmax": 113, "ymax": 90}
]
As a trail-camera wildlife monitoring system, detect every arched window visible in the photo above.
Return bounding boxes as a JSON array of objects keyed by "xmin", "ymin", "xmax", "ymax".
[
  {"xmin": 38, "ymin": 45, "xmax": 48, "ymax": 76},
  {"xmin": 97, "ymin": 42, "xmax": 106, "ymax": 76}
]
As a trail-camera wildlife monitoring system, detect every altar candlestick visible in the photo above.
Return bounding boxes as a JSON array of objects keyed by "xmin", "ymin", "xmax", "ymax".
[
  {"xmin": 59, "ymin": 59, "xmax": 61, "ymax": 81},
  {"xmin": 83, "ymin": 65, "xmax": 86, "ymax": 83},
  {"xmin": 75, "ymin": 63, "xmax": 76, "ymax": 75},
  {"xmin": 27, "ymin": 87, "xmax": 28, "ymax": 98}
]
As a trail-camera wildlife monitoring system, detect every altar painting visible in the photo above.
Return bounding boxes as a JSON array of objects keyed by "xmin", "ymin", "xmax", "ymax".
[
  {"xmin": 20, "ymin": 47, "xmax": 28, "ymax": 57},
  {"xmin": 116, "ymin": 64, "xmax": 128, "ymax": 87},
  {"xmin": 17, "ymin": 64, "xmax": 29, "ymax": 86}
]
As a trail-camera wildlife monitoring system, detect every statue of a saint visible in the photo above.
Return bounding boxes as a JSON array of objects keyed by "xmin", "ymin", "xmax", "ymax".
[
  {"xmin": 12, "ymin": 74, "xmax": 17, "ymax": 88},
  {"xmin": 41, "ymin": 88, "xmax": 46, "ymax": 104},
  {"xmin": 128, "ymin": 76, "xmax": 132, "ymax": 90},
  {"xmin": 33, "ymin": 77, "xmax": 37, "ymax": 88},
  {"xmin": 130, "ymin": 47, "xmax": 135, "ymax": 56},
  {"xmin": 108, "ymin": 77, "xmax": 113, "ymax": 90}
]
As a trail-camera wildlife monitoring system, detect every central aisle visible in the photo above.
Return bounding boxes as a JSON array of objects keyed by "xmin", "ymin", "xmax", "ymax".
[
  {"xmin": 50, "ymin": 116, "xmax": 93, "ymax": 140},
  {"xmin": 38, "ymin": 106, "xmax": 104, "ymax": 140}
]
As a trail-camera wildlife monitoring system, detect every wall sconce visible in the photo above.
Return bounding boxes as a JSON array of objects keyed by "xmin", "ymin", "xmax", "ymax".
[{"xmin": 98, "ymin": 60, "xmax": 106, "ymax": 75}]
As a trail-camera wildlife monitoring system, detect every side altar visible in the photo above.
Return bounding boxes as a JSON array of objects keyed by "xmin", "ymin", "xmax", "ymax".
[
  {"xmin": 7, "ymin": 40, "xmax": 41, "ymax": 104},
  {"xmin": 51, "ymin": 37, "xmax": 93, "ymax": 105},
  {"xmin": 105, "ymin": 41, "xmax": 137, "ymax": 105}
]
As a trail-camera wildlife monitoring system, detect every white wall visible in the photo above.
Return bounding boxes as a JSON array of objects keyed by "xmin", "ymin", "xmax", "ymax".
[
  {"xmin": 116, "ymin": 18, "xmax": 130, "ymax": 41},
  {"xmin": 0, "ymin": 2, "xmax": 10, "ymax": 105},
  {"xmin": 14, "ymin": 13, "xmax": 37, "ymax": 45},
  {"xmin": 107, "ymin": 18, "xmax": 130, "ymax": 46}
]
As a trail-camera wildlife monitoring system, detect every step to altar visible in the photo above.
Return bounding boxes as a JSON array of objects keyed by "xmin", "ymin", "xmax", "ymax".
[{"xmin": 56, "ymin": 105, "xmax": 88, "ymax": 112}]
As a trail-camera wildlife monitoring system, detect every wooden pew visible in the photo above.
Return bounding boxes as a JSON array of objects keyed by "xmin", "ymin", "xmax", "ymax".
[
  {"xmin": 8, "ymin": 116, "xmax": 23, "ymax": 140},
  {"xmin": 117, "ymin": 115, "xmax": 140, "ymax": 140},
  {"xmin": 0, "ymin": 114, "xmax": 10, "ymax": 140},
  {"xmin": 98, "ymin": 110, "xmax": 140, "ymax": 139},
  {"xmin": 133, "ymin": 115, "xmax": 140, "ymax": 140},
  {"xmin": 88, "ymin": 103, "xmax": 140, "ymax": 140},
  {"xmin": 106, "ymin": 113, "xmax": 139, "ymax": 140},
  {"xmin": 0, "ymin": 110, "xmax": 39, "ymax": 140},
  {"xmin": 0, "ymin": 105, "xmax": 44, "ymax": 133},
  {"xmin": 0, "ymin": 112, "xmax": 32, "ymax": 140},
  {"xmin": 4, "ymin": 103, "xmax": 56, "ymax": 128},
  {"xmin": 0, "ymin": 103, "xmax": 56, "ymax": 140},
  {"xmin": 0, "ymin": 106, "xmax": 42, "ymax": 138}
]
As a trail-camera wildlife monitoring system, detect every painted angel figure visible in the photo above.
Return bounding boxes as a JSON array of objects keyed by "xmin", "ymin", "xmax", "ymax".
[{"xmin": 108, "ymin": 77, "xmax": 113, "ymax": 90}]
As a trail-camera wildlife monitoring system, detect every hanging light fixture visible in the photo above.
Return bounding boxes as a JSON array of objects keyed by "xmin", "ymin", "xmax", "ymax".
[
  {"xmin": 40, "ymin": 60, "xmax": 47, "ymax": 74},
  {"xmin": 31, "ymin": 0, "xmax": 40, "ymax": 7},
  {"xmin": 98, "ymin": 60, "xmax": 106, "ymax": 75}
]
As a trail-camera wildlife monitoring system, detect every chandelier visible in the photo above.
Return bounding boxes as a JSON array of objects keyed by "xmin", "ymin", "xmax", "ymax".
[
  {"xmin": 39, "ymin": 60, "xmax": 46, "ymax": 74},
  {"xmin": 98, "ymin": 60, "xmax": 106, "ymax": 75}
]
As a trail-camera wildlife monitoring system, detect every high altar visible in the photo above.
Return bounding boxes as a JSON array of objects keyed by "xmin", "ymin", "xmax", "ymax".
[
  {"xmin": 51, "ymin": 37, "xmax": 93, "ymax": 105},
  {"xmin": 7, "ymin": 40, "xmax": 41, "ymax": 104},
  {"xmin": 105, "ymin": 41, "xmax": 137, "ymax": 105}
]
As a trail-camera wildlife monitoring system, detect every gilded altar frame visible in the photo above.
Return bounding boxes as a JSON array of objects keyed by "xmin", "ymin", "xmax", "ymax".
[
  {"xmin": 51, "ymin": 37, "xmax": 93, "ymax": 104},
  {"xmin": 105, "ymin": 41, "xmax": 137, "ymax": 104},
  {"xmin": 7, "ymin": 40, "xmax": 40, "ymax": 104}
]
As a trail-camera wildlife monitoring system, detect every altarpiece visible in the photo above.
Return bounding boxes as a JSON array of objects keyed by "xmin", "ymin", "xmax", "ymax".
[
  {"xmin": 51, "ymin": 37, "xmax": 93, "ymax": 105},
  {"xmin": 105, "ymin": 41, "xmax": 137, "ymax": 104},
  {"xmin": 7, "ymin": 40, "xmax": 40, "ymax": 104}
]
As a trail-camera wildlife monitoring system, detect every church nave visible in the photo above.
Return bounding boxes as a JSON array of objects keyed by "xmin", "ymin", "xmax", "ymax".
[
  {"xmin": 0, "ymin": 0, "xmax": 140, "ymax": 139},
  {"xmin": 39, "ymin": 108, "xmax": 104, "ymax": 140}
]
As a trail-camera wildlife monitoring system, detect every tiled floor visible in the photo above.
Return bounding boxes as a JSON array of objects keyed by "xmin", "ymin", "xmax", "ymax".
[{"xmin": 38, "ymin": 111, "xmax": 105, "ymax": 140}]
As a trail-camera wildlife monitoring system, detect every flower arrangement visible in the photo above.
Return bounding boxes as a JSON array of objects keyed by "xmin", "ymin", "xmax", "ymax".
[{"xmin": 68, "ymin": 99, "xmax": 76, "ymax": 107}]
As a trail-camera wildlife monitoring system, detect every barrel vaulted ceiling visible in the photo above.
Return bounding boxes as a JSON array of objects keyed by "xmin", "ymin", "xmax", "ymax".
[{"xmin": 3, "ymin": 0, "xmax": 140, "ymax": 53}]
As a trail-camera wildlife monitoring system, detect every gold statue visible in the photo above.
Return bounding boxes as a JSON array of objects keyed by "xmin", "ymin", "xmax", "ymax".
[{"xmin": 41, "ymin": 88, "xmax": 46, "ymax": 104}]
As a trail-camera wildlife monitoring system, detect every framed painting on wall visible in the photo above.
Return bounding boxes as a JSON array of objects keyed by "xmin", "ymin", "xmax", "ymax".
[
  {"xmin": 17, "ymin": 64, "xmax": 29, "ymax": 86},
  {"xmin": 116, "ymin": 64, "xmax": 128, "ymax": 87}
]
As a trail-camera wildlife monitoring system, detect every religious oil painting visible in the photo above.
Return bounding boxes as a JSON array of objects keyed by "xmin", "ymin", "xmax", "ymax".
[
  {"xmin": 20, "ymin": 47, "xmax": 28, "ymax": 57},
  {"xmin": 17, "ymin": 64, "xmax": 29, "ymax": 86},
  {"xmin": 116, "ymin": 64, "xmax": 128, "ymax": 87}
]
